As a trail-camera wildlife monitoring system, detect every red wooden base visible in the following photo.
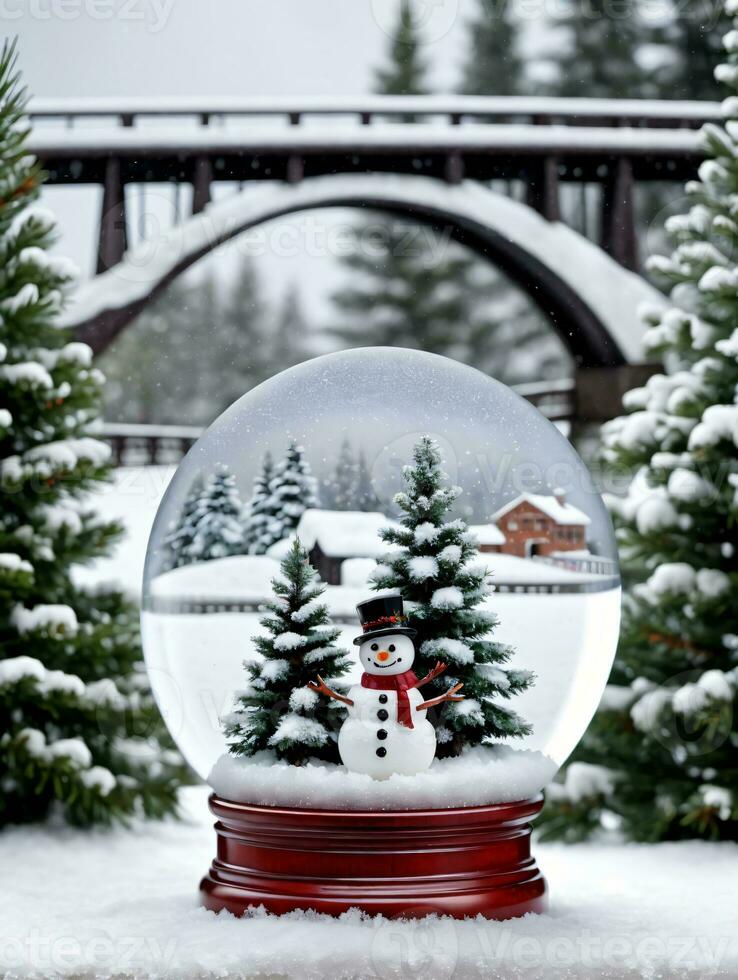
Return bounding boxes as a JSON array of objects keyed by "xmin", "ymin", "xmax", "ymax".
[{"xmin": 200, "ymin": 793, "xmax": 546, "ymax": 920}]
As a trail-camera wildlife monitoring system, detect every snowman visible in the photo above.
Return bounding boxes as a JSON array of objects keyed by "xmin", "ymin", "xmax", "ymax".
[{"xmin": 308, "ymin": 595, "xmax": 463, "ymax": 779}]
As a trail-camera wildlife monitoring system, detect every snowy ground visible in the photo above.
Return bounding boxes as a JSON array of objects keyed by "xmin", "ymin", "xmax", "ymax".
[
  {"xmin": 1, "ymin": 786, "xmax": 736, "ymax": 980},
  {"xmin": 9, "ymin": 473, "xmax": 732, "ymax": 977},
  {"xmin": 73, "ymin": 465, "xmax": 176, "ymax": 598}
]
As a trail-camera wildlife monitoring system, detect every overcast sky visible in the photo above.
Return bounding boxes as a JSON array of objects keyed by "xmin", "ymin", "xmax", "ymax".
[
  {"xmin": 16, "ymin": 0, "xmax": 468, "ymax": 99},
  {"xmin": 15, "ymin": 0, "xmax": 483, "ymax": 322}
]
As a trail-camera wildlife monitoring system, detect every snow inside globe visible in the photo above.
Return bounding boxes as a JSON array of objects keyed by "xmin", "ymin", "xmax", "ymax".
[{"xmin": 141, "ymin": 347, "xmax": 620, "ymax": 811}]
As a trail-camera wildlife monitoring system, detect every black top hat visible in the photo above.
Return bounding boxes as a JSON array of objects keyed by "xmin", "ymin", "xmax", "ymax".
[{"xmin": 353, "ymin": 594, "xmax": 417, "ymax": 646}]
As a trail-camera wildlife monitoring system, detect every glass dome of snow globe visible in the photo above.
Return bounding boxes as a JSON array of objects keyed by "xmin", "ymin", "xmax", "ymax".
[{"xmin": 142, "ymin": 347, "xmax": 620, "ymax": 813}]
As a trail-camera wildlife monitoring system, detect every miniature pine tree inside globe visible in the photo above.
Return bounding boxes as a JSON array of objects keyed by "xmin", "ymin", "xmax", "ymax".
[
  {"xmin": 371, "ymin": 436, "xmax": 534, "ymax": 758},
  {"xmin": 224, "ymin": 539, "xmax": 350, "ymax": 766}
]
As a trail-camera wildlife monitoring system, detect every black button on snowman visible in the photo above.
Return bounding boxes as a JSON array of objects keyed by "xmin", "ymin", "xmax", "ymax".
[{"xmin": 309, "ymin": 595, "xmax": 464, "ymax": 779}]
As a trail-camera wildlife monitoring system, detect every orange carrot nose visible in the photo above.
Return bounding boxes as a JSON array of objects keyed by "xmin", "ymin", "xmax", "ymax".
[{"xmin": 376, "ymin": 651, "xmax": 390, "ymax": 662}]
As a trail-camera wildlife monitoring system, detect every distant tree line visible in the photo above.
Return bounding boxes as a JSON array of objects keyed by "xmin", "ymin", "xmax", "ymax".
[
  {"xmin": 163, "ymin": 438, "xmax": 384, "ymax": 570},
  {"xmin": 101, "ymin": 264, "xmax": 309, "ymax": 426}
]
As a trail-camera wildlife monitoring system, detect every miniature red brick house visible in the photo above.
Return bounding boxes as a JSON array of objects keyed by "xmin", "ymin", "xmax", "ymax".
[{"xmin": 490, "ymin": 490, "xmax": 590, "ymax": 559}]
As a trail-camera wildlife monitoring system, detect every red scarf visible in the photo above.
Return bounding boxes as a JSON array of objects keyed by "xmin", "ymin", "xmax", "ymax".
[{"xmin": 361, "ymin": 669, "xmax": 419, "ymax": 729}]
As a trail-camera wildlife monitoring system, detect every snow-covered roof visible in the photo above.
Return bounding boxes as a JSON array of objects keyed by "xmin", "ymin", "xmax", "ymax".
[
  {"xmin": 491, "ymin": 493, "xmax": 591, "ymax": 527},
  {"xmin": 468, "ymin": 523, "xmax": 506, "ymax": 546},
  {"xmin": 294, "ymin": 509, "xmax": 392, "ymax": 559}
]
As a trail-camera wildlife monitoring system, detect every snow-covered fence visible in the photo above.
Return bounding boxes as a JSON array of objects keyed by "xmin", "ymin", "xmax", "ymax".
[
  {"xmin": 533, "ymin": 553, "xmax": 620, "ymax": 577},
  {"xmin": 100, "ymin": 422, "xmax": 202, "ymax": 467},
  {"xmin": 148, "ymin": 577, "xmax": 615, "ymax": 614},
  {"xmin": 491, "ymin": 581, "xmax": 614, "ymax": 594}
]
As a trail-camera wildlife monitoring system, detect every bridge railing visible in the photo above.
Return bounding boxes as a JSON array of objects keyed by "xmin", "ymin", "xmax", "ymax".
[
  {"xmin": 99, "ymin": 422, "xmax": 202, "ymax": 467},
  {"xmin": 99, "ymin": 378, "xmax": 576, "ymax": 467},
  {"xmin": 511, "ymin": 378, "xmax": 575, "ymax": 423},
  {"xmin": 29, "ymin": 95, "xmax": 718, "ymax": 298},
  {"xmin": 28, "ymin": 94, "xmax": 721, "ymax": 130}
]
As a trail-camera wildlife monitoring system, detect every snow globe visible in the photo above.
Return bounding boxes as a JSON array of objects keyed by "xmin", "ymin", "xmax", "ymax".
[{"xmin": 142, "ymin": 347, "xmax": 620, "ymax": 919}]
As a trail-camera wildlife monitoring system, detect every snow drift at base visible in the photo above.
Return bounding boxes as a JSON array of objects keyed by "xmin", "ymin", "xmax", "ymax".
[
  {"xmin": 208, "ymin": 744, "xmax": 556, "ymax": 810},
  {"xmin": 2, "ymin": 785, "xmax": 737, "ymax": 980}
]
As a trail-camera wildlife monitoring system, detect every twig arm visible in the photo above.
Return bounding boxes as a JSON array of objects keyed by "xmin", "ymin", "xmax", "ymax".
[
  {"xmin": 308, "ymin": 674, "xmax": 354, "ymax": 707},
  {"xmin": 416, "ymin": 682, "xmax": 464, "ymax": 711},
  {"xmin": 413, "ymin": 660, "xmax": 447, "ymax": 689}
]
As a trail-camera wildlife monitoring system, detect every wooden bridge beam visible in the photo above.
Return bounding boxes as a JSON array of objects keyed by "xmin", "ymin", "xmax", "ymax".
[
  {"xmin": 96, "ymin": 157, "xmax": 127, "ymax": 274},
  {"xmin": 524, "ymin": 156, "xmax": 560, "ymax": 221},
  {"xmin": 286, "ymin": 154, "xmax": 304, "ymax": 184},
  {"xmin": 192, "ymin": 155, "xmax": 213, "ymax": 214},
  {"xmin": 600, "ymin": 157, "xmax": 638, "ymax": 271},
  {"xmin": 444, "ymin": 150, "xmax": 464, "ymax": 184},
  {"xmin": 574, "ymin": 363, "xmax": 660, "ymax": 423}
]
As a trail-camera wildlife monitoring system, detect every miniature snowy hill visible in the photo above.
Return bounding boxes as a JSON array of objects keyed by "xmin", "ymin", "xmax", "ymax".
[
  {"xmin": 147, "ymin": 549, "xmax": 612, "ymax": 610},
  {"xmin": 208, "ymin": 745, "xmax": 557, "ymax": 810},
  {"xmin": 147, "ymin": 554, "xmax": 374, "ymax": 619},
  {"xmin": 149, "ymin": 554, "xmax": 281, "ymax": 605}
]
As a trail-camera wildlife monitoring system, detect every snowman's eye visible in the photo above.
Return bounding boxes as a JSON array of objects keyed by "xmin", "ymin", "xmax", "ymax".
[
  {"xmin": 371, "ymin": 643, "xmax": 379, "ymax": 652},
  {"xmin": 388, "ymin": 644, "xmax": 396, "ymax": 653}
]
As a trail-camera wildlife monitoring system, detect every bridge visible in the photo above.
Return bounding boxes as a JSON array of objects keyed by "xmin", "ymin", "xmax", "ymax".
[
  {"xmin": 30, "ymin": 94, "xmax": 715, "ymax": 280},
  {"xmin": 30, "ymin": 95, "xmax": 713, "ymax": 423}
]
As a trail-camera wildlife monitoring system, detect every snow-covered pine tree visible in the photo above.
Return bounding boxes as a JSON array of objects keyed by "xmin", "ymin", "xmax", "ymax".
[
  {"xmin": 102, "ymin": 274, "xmax": 221, "ymax": 427},
  {"xmin": 461, "ymin": 0, "xmax": 524, "ymax": 96},
  {"xmin": 328, "ymin": 2, "xmax": 562, "ymax": 386},
  {"xmin": 215, "ymin": 255, "xmax": 271, "ymax": 411},
  {"xmin": 355, "ymin": 450, "xmax": 381, "ymax": 512},
  {"xmin": 242, "ymin": 451, "xmax": 278, "ymax": 555},
  {"xmin": 162, "ymin": 475, "xmax": 204, "ymax": 569},
  {"xmin": 0, "ymin": 42, "xmax": 183, "ymax": 826},
  {"xmin": 547, "ymin": 0, "xmax": 657, "ymax": 99},
  {"xmin": 224, "ymin": 538, "xmax": 350, "ymax": 764},
  {"xmin": 329, "ymin": 438, "xmax": 358, "ymax": 511},
  {"xmin": 541, "ymin": 7, "xmax": 738, "ymax": 843},
  {"xmin": 188, "ymin": 465, "xmax": 244, "ymax": 562},
  {"xmin": 371, "ymin": 436, "xmax": 533, "ymax": 757},
  {"xmin": 373, "ymin": 0, "xmax": 427, "ymax": 101},
  {"xmin": 457, "ymin": 1, "xmax": 570, "ymax": 384},
  {"xmin": 268, "ymin": 442, "xmax": 318, "ymax": 542},
  {"xmin": 267, "ymin": 282, "xmax": 310, "ymax": 379},
  {"xmin": 660, "ymin": 5, "xmax": 730, "ymax": 101}
]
